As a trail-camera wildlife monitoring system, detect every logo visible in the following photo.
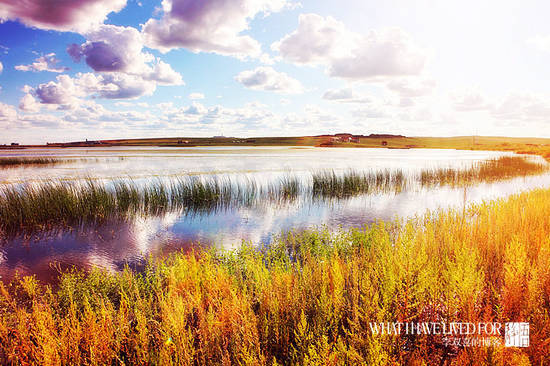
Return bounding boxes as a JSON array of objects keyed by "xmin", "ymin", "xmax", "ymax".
[
  {"xmin": 367, "ymin": 321, "xmax": 530, "ymax": 348},
  {"xmin": 505, "ymin": 323, "xmax": 529, "ymax": 347}
]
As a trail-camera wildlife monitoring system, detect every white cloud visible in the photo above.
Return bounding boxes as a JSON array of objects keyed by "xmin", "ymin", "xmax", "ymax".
[
  {"xmin": 155, "ymin": 102, "xmax": 175, "ymax": 111},
  {"xmin": 68, "ymin": 24, "xmax": 148, "ymax": 73},
  {"xmin": 351, "ymin": 106, "xmax": 392, "ymax": 119},
  {"xmin": 235, "ymin": 67, "xmax": 304, "ymax": 94},
  {"xmin": 272, "ymin": 14, "xmax": 354, "ymax": 65},
  {"xmin": 0, "ymin": 102, "xmax": 17, "ymax": 121},
  {"xmin": 27, "ymin": 25, "xmax": 183, "ymax": 108},
  {"xmin": 0, "ymin": 0, "xmax": 127, "ymax": 32},
  {"xmin": 527, "ymin": 35, "xmax": 550, "ymax": 52},
  {"xmin": 18, "ymin": 112, "xmax": 62, "ymax": 128},
  {"xmin": 147, "ymin": 60, "xmax": 184, "ymax": 85},
  {"xmin": 493, "ymin": 92, "xmax": 550, "ymax": 121},
  {"xmin": 273, "ymin": 14, "xmax": 427, "ymax": 81},
  {"xmin": 95, "ymin": 73, "xmax": 157, "ymax": 99},
  {"xmin": 67, "ymin": 24, "xmax": 183, "ymax": 85},
  {"xmin": 386, "ymin": 78, "xmax": 436, "ymax": 98},
  {"xmin": 19, "ymin": 93, "xmax": 41, "ymax": 112},
  {"xmin": 142, "ymin": 0, "xmax": 291, "ymax": 58},
  {"xmin": 29, "ymin": 72, "xmax": 158, "ymax": 109},
  {"xmin": 323, "ymin": 87, "xmax": 353, "ymax": 101},
  {"xmin": 281, "ymin": 104, "xmax": 341, "ymax": 132},
  {"xmin": 33, "ymin": 74, "xmax": 84, "ymax": 107},
  {"xmin": 0, "ymin": 61, "xmax": 3, "ymax": 73},
  {"xmin": 451, "ymin": 89, "xmax": 492, "ymax": 111},
  {"xmin": 15, "ymin": 53, "xmax": 68, "ymax": 73},
  {"xmin": 189, "ymin": 92, "xmax": 205, "ymax": 100},
  {"xmin": 322, "ymin": 87, "xmax": 371, "ymax": 103},
  {"xmin": 164, "ymin": 101, "xmax": 276, "ymax": 129},
  {"xmin": 399, "ymin": 97, "xmax": 415, "ymax": 108}
]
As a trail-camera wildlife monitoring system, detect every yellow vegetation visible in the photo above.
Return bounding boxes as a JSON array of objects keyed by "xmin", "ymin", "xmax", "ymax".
[{"xmin": 0, "ymin": 187, "xmax": 549, "ymax": 364}]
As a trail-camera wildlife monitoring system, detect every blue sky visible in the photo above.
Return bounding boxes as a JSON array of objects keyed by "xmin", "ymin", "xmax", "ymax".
[{"xmin": 1, "ymin": 0, "xmax": 550, "ymax": 144}]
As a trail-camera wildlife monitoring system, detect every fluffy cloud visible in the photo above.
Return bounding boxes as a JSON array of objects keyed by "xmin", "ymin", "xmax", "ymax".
[
  {"xmin": 142, "ymin": 0, "xmax": 291, "ymax": 58},
  {"xmin": 235, "ymin": 67, "xmax": 304, "ymax": 94},
  {"xmin": 273, "ymin": 14, "xmax": 355, "ymax": 65},
  {"xmin": 15, "ymin": 53, "xmax": 68, "ymax": 73},
  {"xmin": 323, "ymin": 88, "xmax": 353, "ymax": 100},
  {"xmin": 527, "ymin": 35, "xmax": 550, "ymax": 52},
  {"xmin": 147, "ymin": 60, "xmax": 184, "ymax": 85},
  {"xmin": 19, "ymin": 93, "xmax": 41, "ymax": 112},
  {"xmin": 95, "ymin": 73, "xmax": 157, "ymax": 99},
  {"xmin": 493, "ymin": 92, "xmax": 550, "ymax": 121},
  {"xmin": 68, "ymin": 24, "xmax": 183, "ymax": 85},
  {"xmin": 351, "ymin": 106, "xmax": 391, "ymax": 119},
  {"xmin": 0, "ymin": 61, "xmax": 3, "ymax": 73},
  {"xmin": 28, "ymin": 72, "xmax": 159, "ymax": 110},
  {"xmin": 34, "ymin": 74, "xmax": 83, "ymax": 107},
  {"xmin": 0, "ymin": 0, "xmax": 126, "ymax": 32},
  {"xmin": 68, "ymin": 25, "xmax": 147, "ymax": 73},
  {"xmin": 273, "ymin": 14, "xmax": 427, "ymax": 81},
  {"xmin": 386, "ymin": 78, "xmax": 436, "ymax": 98},
  {"xmin": 189, "ymin": 92, "xmax": 205, "ymax": 100},
  {"xmin": 62, "ymin": 99, "xmax": 156, "ymax": 125},
  {"xmin": 164, "ymin": 101, "xmax": 276, "ymax": 129},
  {"xmin": 322, "ymin": 87, "xmax": 371, "ymax": 103},
  {"xmin": 451, "ymin": 89, "xmax": 492, "ymax": 111},
  {"xmin": 0, "ymin": 102, "xmax": 17, "ymax": 121}
]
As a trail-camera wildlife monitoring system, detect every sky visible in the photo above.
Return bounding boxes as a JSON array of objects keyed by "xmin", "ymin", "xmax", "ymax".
[{"xmin": 1, "ymin": 0, "xmax": 550, "ymax": 144}]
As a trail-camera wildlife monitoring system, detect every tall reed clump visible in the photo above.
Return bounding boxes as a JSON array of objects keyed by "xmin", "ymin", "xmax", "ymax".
[
  {"xmin": 0, "ymin": 157, "xmax": 72, "ymax": 167},
  {"xmin": 0, "ymin": 178, "xmax": 252, "ymax": 232},
  {"xmin": 312, "ymin": 169, "xmax": 406, "ymax": 197},
  {"xmin": 0, "ymin": 188, "xmax": 549, "ymax": 364},
  {"xmin": 420, "ymin": 155, "xmax": 548, "ymax": 186}
]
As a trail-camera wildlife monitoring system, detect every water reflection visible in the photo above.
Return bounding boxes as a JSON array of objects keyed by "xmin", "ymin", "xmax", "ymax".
[
  {"xmin": 0, "ymin": 147, "xmax": 548, "ymax": 283},
  {"xmin": 0, "ymin": 146, "xmax": 507, "ymax": 185}
]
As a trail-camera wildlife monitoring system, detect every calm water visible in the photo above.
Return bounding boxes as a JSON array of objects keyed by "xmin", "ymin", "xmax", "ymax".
[{"xmin": 1, "ymin": 146, "xmax": 549, "ymax": 283}]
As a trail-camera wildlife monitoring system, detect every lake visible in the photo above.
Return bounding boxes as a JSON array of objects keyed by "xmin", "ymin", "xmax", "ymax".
[{"xmin": 1, "ymin": 146, "xmax": 550, "ymax": 283}]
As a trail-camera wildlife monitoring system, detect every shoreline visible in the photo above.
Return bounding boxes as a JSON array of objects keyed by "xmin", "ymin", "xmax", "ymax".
[{"xmin": 3, "ymin": 134, "xmax": 549, "ymax": 162}]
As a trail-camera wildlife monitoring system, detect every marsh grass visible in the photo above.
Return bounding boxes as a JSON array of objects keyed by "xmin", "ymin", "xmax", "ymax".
[
  {"xmin": 0, "ymin": 188, "xmax": 549, "ymax": 364},
  {"xmin": 0, "ymin": 157, "xmax": 72, "ymax": 167},
  {"xmin": 0, "ymin": 156, "xmax": 547, "ymax": 233},
  {"xmin": 0, "ymin": 157, "xmax": 115, "ymax": 168},
  {"xmin": 420, "ymin": 155, "xmax": 547, "ymax": 186},
  {"xmin": 312, "ymin": 169, "xmax": 407, "ymax": 197}
]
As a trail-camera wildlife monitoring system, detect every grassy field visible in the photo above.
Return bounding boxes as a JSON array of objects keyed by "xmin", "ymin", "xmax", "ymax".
[
  {"xmin": 0, "ymin": 187, "xmax": 549, "ymax": 364},
  {"xmin": 27, "ymin": 134, "xmax": 550, "ymax": 162},
  {"xmin": 98, "ymin": 135, "xmax": 550, "ymax": 161}
]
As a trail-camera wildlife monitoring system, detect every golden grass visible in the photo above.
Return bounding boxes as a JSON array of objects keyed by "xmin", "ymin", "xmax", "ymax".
[
  {"xmin": 420, "ymin": 155, "xmax": 548, "ymax": 186},
  {"xmin": 0, "ymin": 188, "xmax": 549, "ymax": 364}
]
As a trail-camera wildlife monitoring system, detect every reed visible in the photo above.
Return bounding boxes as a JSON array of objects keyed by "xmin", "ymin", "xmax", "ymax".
[
  {"xmin": 0, "ymin": 157, "xmax": 71, "ymax": 167},
  {"xmin": 420, "ymin": 155, "xmax": 547, "ymax": 186},
  {"xmin": 0, "ymin": 188, "xmax": 549, "ymax": 364},
  {"xmin": 0, "ymin": 156, "xmax": 547, "ymax": 233},
  {"xmin": 312, "ymin": 169, "xmax": 407, "ymax": 197}
]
